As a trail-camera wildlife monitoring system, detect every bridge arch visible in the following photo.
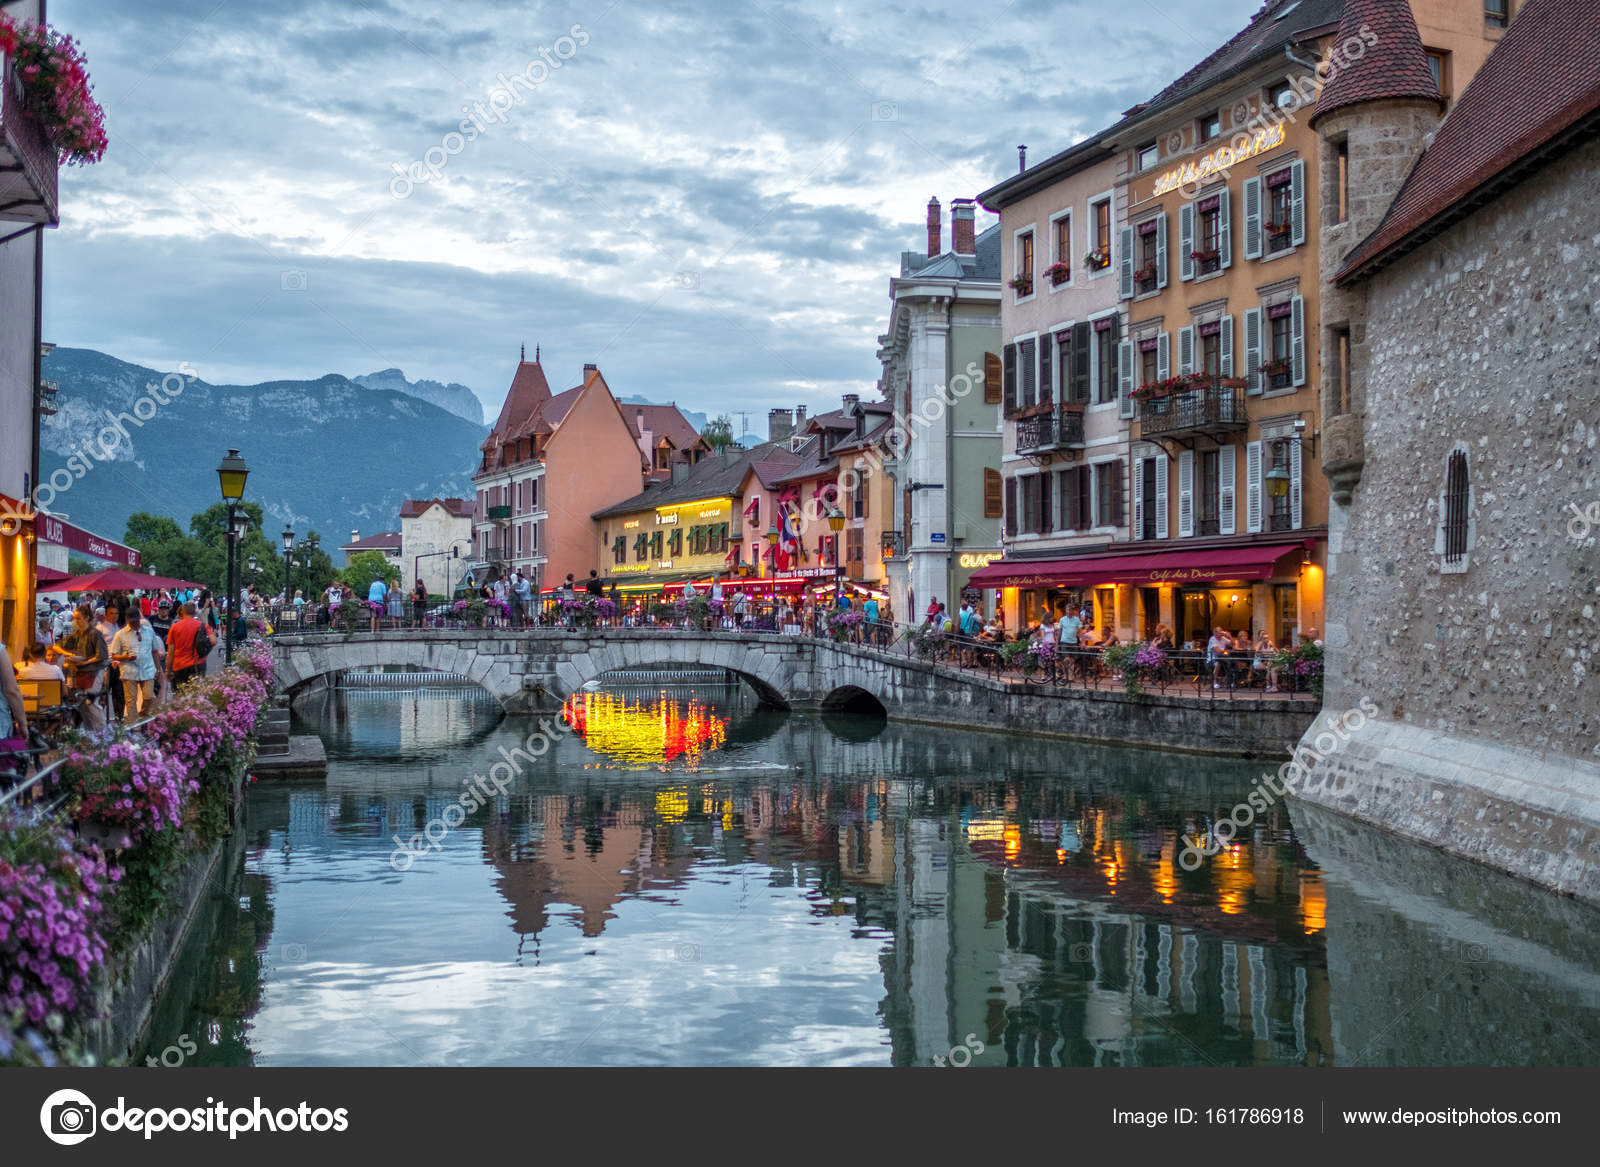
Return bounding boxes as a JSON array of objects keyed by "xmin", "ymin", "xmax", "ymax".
[{"xmin": 555, "ymin": 636, "xmax": 794, "ymax": 710}]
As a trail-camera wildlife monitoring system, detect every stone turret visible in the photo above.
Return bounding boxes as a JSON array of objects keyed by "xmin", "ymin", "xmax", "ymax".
[{"xmin": 1311, "ymin": 0, "xmax": 1444, "ymax": 504}]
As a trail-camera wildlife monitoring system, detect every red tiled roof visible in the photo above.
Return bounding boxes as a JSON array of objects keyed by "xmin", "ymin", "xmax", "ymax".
[
  {"xmin": 400, "ymin": 497, "xmax": 473, "ymax": 519},
  {"xmin": 1310, "ymin": 0, "xmax": 1441, "ymax": 129},
  {"xmin": 627, "ymin": 403, "xmax": 706, "ymax": 453},
  {"xmin": 483, "ymin": 360, "xmax": 552, "ymax": 450},
  {"xmin": 1338, "ymin": 0, "xmax": 1600, "ymax": 281},
  {"xmin": 1142, "ymin": 0, "xmax": 1344, "ymax": 115}
]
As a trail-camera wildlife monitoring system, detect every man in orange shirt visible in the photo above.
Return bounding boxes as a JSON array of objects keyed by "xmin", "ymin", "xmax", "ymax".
[{"xmin": 166, "ymin": 601, "xmax": 212, "ymax": 691}]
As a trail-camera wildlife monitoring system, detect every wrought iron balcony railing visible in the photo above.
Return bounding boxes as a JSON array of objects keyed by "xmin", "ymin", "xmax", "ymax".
[
  {"xmin": 486, "ymin": 505, "xmax": 512, "ymax": 522},
  {"xmin": 1015, "ymin": 407, "xmax": 1086, "ymax": 453},
  {"xmin": 1137, "ymin": 379, "xmax": 1247, "ymax": 438}
]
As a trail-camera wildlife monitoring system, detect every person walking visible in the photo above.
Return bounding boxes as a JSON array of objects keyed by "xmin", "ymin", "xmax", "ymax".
[
  {"xmin": 111, "ymin": 607, "xmax": 164, "ymax": 718},
  {"xmin": 515, "ymin": 572, "xmax": 534, "ymax": 628},
  {"xmin": 94, "ymin": 605, "xmax": 124, "ymax": 720},
  {"xmin": 732, "ymin": 588, "xmax": 748, "ymax": 629},
  {"xmin": 1058, "ymin": 604, "xmax": 1083, "ymax": 681},
  {"xmin": 863, "ymin": 594, "xmax": 880, "ymax": 644},
  {"xmin": 166, "ymin": 602, "xmax": 212, "ymax": 692},
  {"xmin": 49, "ymin": 604, "xmax": 110, "ymax": 730},
  {"xmin": 1033, "ymin": 608, "xmax": 1060, "ymax": 683},
  {"xmin": 412, "ymin": 579, "xmax": 429, "ymax": 628}
]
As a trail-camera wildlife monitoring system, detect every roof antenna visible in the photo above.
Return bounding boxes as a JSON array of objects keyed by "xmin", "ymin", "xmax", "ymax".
[
  {"xmin": 1018, "ymin": 144, "xmax": 1027, "ymax": 172},
  {"xmin": 535, "ymin": 344, "xmax": 540, "ymax": 361},
  {"xmin": 520, "ymin": 343, "xmax": 525, "ymax": 361}
]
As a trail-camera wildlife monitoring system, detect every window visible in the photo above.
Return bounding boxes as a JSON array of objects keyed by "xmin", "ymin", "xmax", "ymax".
[
  {"xmin": 1196, "ymin": 198, "xmax": 1222, "ymax": 275},
  {"xmin": 1333, "ymin": 326, "xmax": 1351, "ymax": 415},
  {"xmin": 1268, "ymin": 440, "xmax": 1292, "ymax": 532},
  {"xmin": 984, "ymin": 351, "xmax": 1003, "ymax": 404},
  {"xmin": 1090, "ymin": 197, "xmax": 1112, "ymax": 269},
  {"xmin": 984, "ymin": 468, "xmax": 1003, "ymax": 518},
  {"xmin": 1268, "ymin": 307, "xmax": 1294, "ymax": 389},
  {"xmin": 633, "ymin": 532, "xmax": 648, "ymax": 562},
  {"xmin": 1196, "ymin": 449, "xmax": 1220, "ymax": 535},
  {"xmin": 1199, "ymin": 111, "xmax": 1222, "ymax": 143},
  {"xmin": 1050, "ymin": 213, "xmax": 1071, "ymax": 286},
  {"xmin": 530, "ymin": 477, "xmax": 539, "ymax": 510},
  {"xmin": 612, "ymin": 536, "xmax": 626, "ymax": 565},
  {"xmin": 1335, "ymin": 140, "xmax": 1349, "ymax": 224},
  {"xmin": 852, "ymin": 472, "xmax": 868, "ymax": 519},
  {"xmin": 1094, "ymin": 322, "xmax": 1118, "ymax": 405},
  {"xmin": 1426, "ymin": 51, "xmax": 1449, "ymax": 102},
  {"xmin": 1138, "ymin": 458, "xmax": 1158, "ymax": 541},
  {"xmin": 1014, "ymin": 230, "xmax": 1035, "ymax": 296},
  {"xmin": 1439, "ymin": 447, "xmax": 1473, "ymax": 572},
  {"xmin": 1270, "ymin": 81, "xmax": 1296, "ymax": 109},
  {"xmin": 1060, "ymin": 465, "xmax": 1092, "ymax": 530},
  {"xmin": 1136, "ymin": 224, "xmax": 1159, "ymax": 294},
  {"xmin": 1265, "ymin": 169, "xmax": 1293, "ymax": 252},
  {"xmin": 1094, "ymin": 460, "xmax": 1124, "ymax": 529},
  {"xmin": 1137, "ymin": 141, "xmax": 1159, "ymax": 172},
  {"xmin": 667, "ymin": 527, "xmax": 682, "ymax": 557},
  {"xmin": 1486, "ymin": 0, "xmax": 1509, "ymax": 28},
  {"xmin": 1139, "ymin": 339, "xmax": 1159, "ymax": 388},
  {"xmin": 1200, "ymin": 328, "xmax": 1221, "ymax": 377},
  {"xmin": 846, "ymin": 528, "xmax": 863, "ymax": 563}
]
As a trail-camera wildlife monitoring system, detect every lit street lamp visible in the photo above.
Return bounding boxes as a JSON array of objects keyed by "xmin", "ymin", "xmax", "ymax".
[
  {"xmin": 827, "ymin": 506, "xmax": 845, "ymax": 607},
  {"xmin": 216, "ymin": 449, "xmax": 249, "ymax": 661}
]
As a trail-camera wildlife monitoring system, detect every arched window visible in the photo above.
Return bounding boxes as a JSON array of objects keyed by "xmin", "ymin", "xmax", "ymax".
[{"xmin": 1436, "ymin": 445, "xmax": 1474, "ymax": 573}]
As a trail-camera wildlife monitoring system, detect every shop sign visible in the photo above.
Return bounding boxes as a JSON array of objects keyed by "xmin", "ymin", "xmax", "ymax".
[
  {"xmin": 958, "ymin": 552, "xmax": 1000, "ymax": 569},
  {"xmin": 1152, "ymin": 123, "xmax": 1286, "ymax": 196},
  {"xmin": 930, "ymin": 532, "xmax": 946, "ymax": 544}
]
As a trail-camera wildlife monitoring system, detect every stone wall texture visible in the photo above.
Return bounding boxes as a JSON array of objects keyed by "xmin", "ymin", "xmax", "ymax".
[{"xmin": 1298, "ymin": 134, "xmax": 1600, "ymax": 900}]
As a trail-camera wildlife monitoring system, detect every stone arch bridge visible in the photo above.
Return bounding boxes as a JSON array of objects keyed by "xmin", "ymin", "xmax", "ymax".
[{"xmin": 268, "ymin": 628, "xmax": 1315, "ymax": 756}]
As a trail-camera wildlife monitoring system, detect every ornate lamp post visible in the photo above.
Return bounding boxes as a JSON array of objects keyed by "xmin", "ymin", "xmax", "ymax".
[
  {"xmin": 827, "ymin": 506, "xmax": 845, "ymax": 606},
  {"xmin": 216, "ymin": 449, "xmax": 249, "ymax": 661}
]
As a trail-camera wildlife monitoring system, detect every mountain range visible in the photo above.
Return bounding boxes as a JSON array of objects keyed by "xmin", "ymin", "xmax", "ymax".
[
  {"xmin": 37, "ymin": 348, "xmax": 489, "ymax": 549},
  {"xmin": 350, "ymin": 368, "xmax": 483, "ymax": 425}
]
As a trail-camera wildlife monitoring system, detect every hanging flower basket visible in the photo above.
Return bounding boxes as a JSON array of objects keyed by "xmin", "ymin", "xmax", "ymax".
[
  {"xmin": 1082, "ymin": 248, "xmax": 1109, "ymax": 271},
  {"xmin": 0, "ymin": 13, "xmax": 108, "ymax": 165},
  {"xmin": 1133, "ymin": 265, "xmax": 1158, "ymax": 284},
  {"xmin": 1009, "ymin": 276, "xmax": 1034, "ymax": 293},
  {"xmin": 1045, "ymin": 262, "xmax": 1070, "ymax": 286}
]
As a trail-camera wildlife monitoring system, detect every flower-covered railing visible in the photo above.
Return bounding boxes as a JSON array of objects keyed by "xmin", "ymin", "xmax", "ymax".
[
  {"xmin": 0, "ymin": 642, "xmax": 273, "ymax": 1064},
  {"xmin": 0, "ymin": 12, "xmax": 108, "ymax": 166}
]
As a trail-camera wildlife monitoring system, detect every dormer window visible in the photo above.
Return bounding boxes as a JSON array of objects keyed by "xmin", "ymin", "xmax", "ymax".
[
  {"xmin": 1137, "ymin": 141, "xmax": 1159, "ymax": 171},
  {"xmin": 1198, "ymin": 112, "xmax": 1222, "ymax": 143}
]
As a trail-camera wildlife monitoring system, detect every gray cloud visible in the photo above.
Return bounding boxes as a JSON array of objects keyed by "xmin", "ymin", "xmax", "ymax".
[{"xmin": 49, "ymin": 0, "xmax": 1260, "ymax": 418}]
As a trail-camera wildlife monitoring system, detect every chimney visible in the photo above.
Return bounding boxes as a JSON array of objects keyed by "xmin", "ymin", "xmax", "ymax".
[
  {"xmin": 582, "ymin": 362, "xmax": 597, "ymax": 372},
  {"xmin": 768, "ymin": 407, "xmax": 794, "ymax": 443},
  {"xmin": 795, "ymin": 404, "xmax": 807, "ymax": 429},
  {"xmin": 350, "ymin": 529, "xmax": 359, "ymax": 545},
  {"xmin": 1018, "ymin": 144, "xmax": 1027, "ymax": 172},
  {"xmin": 951, "ymin": 199, "xmax": 976, "ymax": 255},
  {"xmin": 926, "ymin": 196, "xmax": 941, "ymax": 256},
  {"xmin": 842, "ymin": 393, "xmax": 860, "ymax": 414},
  {"xmin": 671, "ymin": 461, "xmax": 689, "ymax": 485}
]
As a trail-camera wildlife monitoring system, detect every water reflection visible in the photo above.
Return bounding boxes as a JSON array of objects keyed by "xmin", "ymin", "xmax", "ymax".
[{"xmin": 144, "ymin": 686, "xmax": 1600, "ymax": 1067}]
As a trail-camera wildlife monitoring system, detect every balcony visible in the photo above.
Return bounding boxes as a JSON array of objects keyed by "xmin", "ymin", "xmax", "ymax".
[
  {"xmin": 484, "ymin": 548, "xmax": 507, "ymax": 562},
  {"xmin": 37, "ymin": 378, "xmax": 58, "ymax": 416},
  {"xmin": 880, "ymin": 531, "xmax": 906, "ymax": 558},
  {"xmin": 486, "ymin": 505, "xmax": 512, "ymax": 522},
  {"xmin": 0, "ymin": 58, "xmax": 59, "ymax": 226},
  {"xmin": 1138, "ymin": 378, "xmax": 1247, "ymax": 439},
  {"xmin": 1015, "ymin": 406, "xmax": 1085, "ymax": 453}
]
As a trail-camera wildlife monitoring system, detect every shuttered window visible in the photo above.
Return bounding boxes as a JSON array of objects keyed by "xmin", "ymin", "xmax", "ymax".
[
  {"xmin": 1019, "ymin": 336, "xmax": 1037, "ymax": 409},
  {"xmin": 984, "ymin": 468, "xmax": 1003, "ymax": 518},
  {"xmin": 984, "ymin": 351, "xmax": 1002, "ymax": 404},
  {"xmin": 1002, "ymin": 343, "xmax": 1018, "ymax": 417},
  {"xmin": 1004, "ymin": 477, "xmax": 1017, "ymax": 537}
]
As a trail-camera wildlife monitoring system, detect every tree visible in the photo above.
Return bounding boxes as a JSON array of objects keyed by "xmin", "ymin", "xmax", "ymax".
[
  {"xmin": 702, "ymin": 414, "xmax": 736, "ymax": 451},
  {"xmin": 342, "ymin": 550, "xmax": 401, "ymax": 599}
]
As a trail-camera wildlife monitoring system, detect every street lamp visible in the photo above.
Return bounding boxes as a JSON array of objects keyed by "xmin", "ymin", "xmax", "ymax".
[
  {"xmin": 216, "ymin": 449, "xmax": 249, "ymax": 661},
  {"xmin": 827, "ymin": 506, "xmax": 845, "ymax": 605}
]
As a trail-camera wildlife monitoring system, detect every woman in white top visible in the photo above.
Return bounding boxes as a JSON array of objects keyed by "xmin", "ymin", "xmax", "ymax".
[{"xmin": 18, "ymin": 642, "xmax": 66, "ymax": 684}]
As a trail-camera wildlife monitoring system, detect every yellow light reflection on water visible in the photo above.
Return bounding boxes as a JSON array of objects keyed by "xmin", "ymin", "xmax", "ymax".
[
  {"xmin": 562, "ymin": 691, "xmax": 728, "ymax": 767},
  {"xmin": 1300, "ymin": 871, "xmax": 1327, "ymax": 934}
]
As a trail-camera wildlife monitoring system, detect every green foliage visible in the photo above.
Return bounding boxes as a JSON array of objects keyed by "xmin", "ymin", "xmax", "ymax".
[
  {"xmin": 341, "ymin": 550, "xmax": 402, "ymax": 598},
  {"xmin": 701, "ymin": 414, "xmax": 736, "ymax": 450}
]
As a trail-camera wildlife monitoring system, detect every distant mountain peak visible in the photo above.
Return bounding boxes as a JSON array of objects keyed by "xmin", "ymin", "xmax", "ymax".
[{"xmin": 352, "ymin": 368, "xmax": 484, "ymax": 425}]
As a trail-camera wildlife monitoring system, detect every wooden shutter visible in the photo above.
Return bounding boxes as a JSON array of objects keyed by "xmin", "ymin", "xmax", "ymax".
[
  {"xmin": 1156, "ymin": 212, "xmax": 1169, "ymax": 290},
  {"xmin": 1244, "ymin": 307, "xmax": 1263, "ymax": 395},
  {"xmin": 1131, "ymin": 457, "xmax": 1145, "ymax": 541},
  {"xmin": 1117, "ymin": 339, "xmax": 1135, "ymax": 419},
  {"xmin": 984, "ymin": 351, "xmax": 1002, "ymax": 404},
  {"xmin": 1019, "ymin": 337, "xmax": 1037, "ymax": 408},
  {"xmin": 1109, "ymin": 459, "xmax": 1126, "ymax": 528},
  {"xmin": 1057, "ymin": 470, "xmax": 1071, "ymax": 532},
  {"xmin": 1004, "ymin": 476, "xmax": 1017, "ymax": 537},
  {"xmin": 1039, "ymin": 334, "xmax": 1054, "ymax": 406},
  {"xmin": 1178, "ymin": 449, "xmax": 1195, "ymax": 537},
  {"xmin": 1077, "ymin": 465, "xmax": 1093, "ymax": 530},
  {"xmin": 1243, "ymin": 177, "xmax": 1263, "ymax": 260},
  {"xmin": 1157, "ymin": 332, "xmax": 1171, "ymax": 381},
  {"xmin": 1118, "ymin": 225, "xmax": 1135, "ymax": 300},
  {"xmin": 984, "ymin": 468, "xmax": 1003, "ymax": 518},
  {"xmin": 1039, "ymin": 471, "xmax": 1052, "ymax": 532},
  {"xmin": 1219, "ymin": 444, "xmax": 1237, "ymax": 535},
  {"xmin": 1290, "ymin": 437, "xmax": 1303, "ymax": 529},
  {"xmin": 1245, "ymin": 440, "xmax": 1263, "ymax": 534},
  {"xmin": 1178, "ymin": 326, "xmax": 1194, "ymax": 375},
  {"xmin": 1179, "ymin": 202, "xmax": 1195, "ymax": 282},
  {"xmin": 1220, "ymin": 314, "xmax": 1235, "ymax": 376},
  {"xmin": 1154, "ymin": 454, "xmax": 1169, "ymax": 539},
  {"xmin": 1219, "ymin": 189, "xmax": 1233, "ymax": 269},
  {"xmin": 1072, "ymin": 322, "xmax": 1092, "ymax": 403},
  {"xmin": 1002, "ymin": 343, "xmax": 1017, "ymax": 416},
  {"xmin": 1291, "ymin": 294, "xmax": 1307, "ymax": 386},
  {"xmin": 1290, "ymin": 159, "xmax": 1307, "ymax": 247}
]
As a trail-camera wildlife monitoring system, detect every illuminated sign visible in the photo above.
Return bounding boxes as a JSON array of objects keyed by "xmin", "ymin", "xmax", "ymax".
[
  {"xmin": 655, "ymin": 512, "xmax": 678, "ymax": 525},
  {"xmin": 959, "ymin": 552, "xmax": 1001, "ymax": 569},
  {"xmin": 623, "ymin": 519, "xmax": 641, "ymax": 529},
  {"xmin": 697, "ymin": 508, "xmax": 722, "ymax": 519},
  {"xmin": 609, "ymin": 563, "xmax": 652, "ymax": 574},
  {"xmin": 1152, "ymin": 123, "xmax": 1286, "ymax": 196}
]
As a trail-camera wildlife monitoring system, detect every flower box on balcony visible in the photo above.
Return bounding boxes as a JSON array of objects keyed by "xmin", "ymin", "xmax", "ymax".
[
  {"xmin": 1045, "ymin": 262, "xmax": 1070, "ymax": 286},
  {"xmin": 1189, "ymin": 249, "xmax": 1220, "ymax": 264},
  {"xmin": 1083, "ymin": 249, "xmax": 1109, "ymax": 271},
  {"xmin": 1260, "ymin": 359, "xmax": 1292, "ymax": 378},
  {"xmin": 1219, "ymin": 376, "xmax": 1248, "ymax": 389},
  {"xmin": 1009, "ymin": 276, "xmax": 1034, "ymax": 293},
  {"xmin": 1133, "ymin": 265, "xmax": 1158, "ymax": 285}
]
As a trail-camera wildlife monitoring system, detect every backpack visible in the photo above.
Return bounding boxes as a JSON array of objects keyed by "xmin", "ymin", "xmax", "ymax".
[{"xmin": 193, "ymin": 623, "xmax": 213, "ymax": 659}]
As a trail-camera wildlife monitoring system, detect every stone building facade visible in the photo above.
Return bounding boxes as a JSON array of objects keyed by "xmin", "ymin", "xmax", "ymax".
[{"xmin": 1294, "ymin": 0, "xmax": 1600, "ymax": 900}]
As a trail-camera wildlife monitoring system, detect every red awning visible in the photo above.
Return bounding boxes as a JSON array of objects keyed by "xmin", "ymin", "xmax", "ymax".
[
  {"xmin": 29, "ymin": 510, "xmax": 143, "ymax": 568},
  {"xmin": 968, "ymin": 541, "xmax": 1311, "ymax": 589}
]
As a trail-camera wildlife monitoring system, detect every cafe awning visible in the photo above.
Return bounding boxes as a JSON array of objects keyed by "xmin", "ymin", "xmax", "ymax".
[{"xmin": 968, "ymin": 540, "xmax": 1312, "ymax": 589}]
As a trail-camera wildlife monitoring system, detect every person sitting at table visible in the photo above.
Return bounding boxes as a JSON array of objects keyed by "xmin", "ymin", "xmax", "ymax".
[
  {"xmin": 18, "ymin": 642, "xmax": 66, "ymax": 685},
  {"xmin": 1206, "ymin": 626, "xmax": 1234, "ymax": 690},
  {"xmin": 1253, "ymin": 631, "xmax": 1281, "ymax": 691},
  {"xmin": 1150, "ymin": 623, "xmax": 1174, "ymax": 650}
]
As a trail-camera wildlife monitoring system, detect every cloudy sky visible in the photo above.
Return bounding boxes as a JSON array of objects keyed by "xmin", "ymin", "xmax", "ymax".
[{"xmin": 46, "ymin": 0, "xmax": 1258, "ymax": 426}]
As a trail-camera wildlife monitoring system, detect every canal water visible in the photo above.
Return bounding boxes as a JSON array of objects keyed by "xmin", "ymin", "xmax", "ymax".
[{"xmin": 141, "ymin": 684, "xmax": 1600, "ymax": 1067}]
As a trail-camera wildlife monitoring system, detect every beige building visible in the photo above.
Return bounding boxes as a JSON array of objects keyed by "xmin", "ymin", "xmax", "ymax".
[{"xmin": 399, "ymin": 497, "xmax": 473, "ymax": 596}]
